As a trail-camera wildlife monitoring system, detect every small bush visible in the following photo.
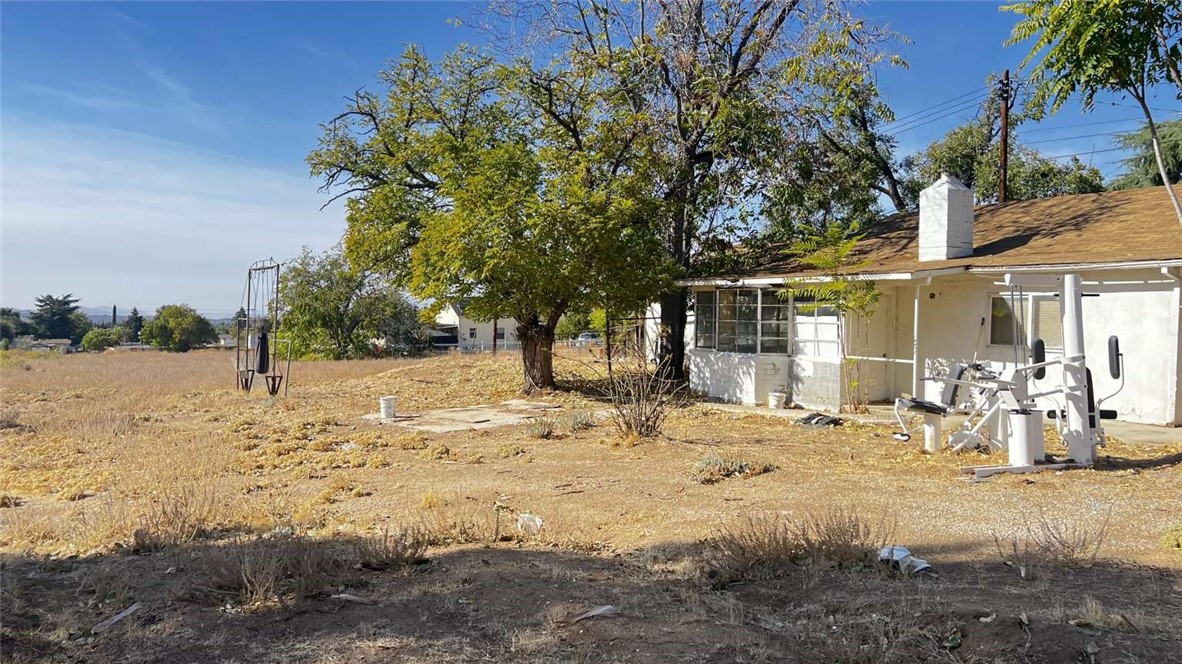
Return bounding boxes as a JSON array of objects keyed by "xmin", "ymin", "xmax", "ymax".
[
  {"xmin": 693, "ymin": 454, "xmax": 775, "ymax": 484},
  {"xmin": 0, "ymin": 494, "xmax": 20, "ymax": 508},
  {"xmin": 527, "ymin": 417, "xmax": 559, "ymax": 439},
  {"xmin": 1027, "ymin": 513, "xmax": 1109, "ymax": 565},
  {"xmin": 191, "ymin": 534, "xmax": 345, "ymax": 607},
  {"xmin": 391, "ymin": 433, "xmax": 429, "ymax": 450},
  {"xmin": 1164, "ymin": 525, "xmax": 1182, "ymax": 552},
  {"xmin": 420, "ymin": 491, "xmax": 447, "ymax": 509},
  {"xmin": 706, "ymin": 509, "xmax": 889, "ymax": 583},
  {"xmin": 418, "ymin": 443, "xmax": 455, "ymax": 461},
  {"xmin": 0, "ymin": 409, "xmax": 23, "ymax": 431},
  {"xmin": 354, "ymin": 526, "xmax": 429, "ymax": 570},
  {"xmin": 496, "ymin": 444, "xmax": 526, "ymax": 458},
  {"xmin": 566, "ymin": 411, "xmax": 596, "ymax": 432},
  {"xmin": 133, "ymin": 484, "xmax": 223, "ymax": 550},
  {"xmin": 607, "ymin": 349, "xmax": 686, "ymax": 438}
]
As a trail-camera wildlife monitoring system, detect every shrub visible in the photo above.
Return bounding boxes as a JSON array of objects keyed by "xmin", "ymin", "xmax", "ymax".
[
  {"xmin": 527, "ymin": 417, "xmax": 559, "ymax": 439},
  {"xmin": 496, "ymin": 444, "xmax": 526, "ymax": 458},
  {"xmin": 693, "ymin": 454, "xmax": 775, "ymax": 484},
  {"xmin": 354, "ymin": 526, "xmax": 429, "ymax": 570},
  {"xmin": 418, "ymin": 443, "xmax": 455, "ymax": 461},
  {"xmin": 1164, "ymin": 525, "xmax": 1182, "ymax": 552},
  {"xmin": 606, "ymin": 346, "xmax": 686, "ymax": 438},
  {"xmin": 82, "ymin": 327, "xmax": 123, "ymax": 352},
  {"xmin": 566, "ymin": 410, "xmax": 596, "ymax": 432},
  {"xmin": 707, "ymin": 509, "xmax": 889, "ymax": 583}
]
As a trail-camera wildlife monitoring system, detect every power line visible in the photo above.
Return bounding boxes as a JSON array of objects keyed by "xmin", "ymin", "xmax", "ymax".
[
  {"xmin": 1020, "ymin": 117, "xmax": 1143, "ymax": 134},
  {"xmin": 1025, "ymin": 130, "xmax": 1131, "ymax": 145},
  {"xmin": 1101, "ymin": 100, "xmax": 1182, "ymax": 114},
  {"xmin": 884, "ymin": 92, "xmax": 989, "ymax": 134},
  {"xmin": 888, "ymin": 97, "xmax": 989, "ymax": 136},
  {"xmin": 883, "ymin": 87, "xmax": 988, "ymax": 128},
  {"xmin": 1045, "ymin": 146, "xmax": 1127, "ymax": 160}
]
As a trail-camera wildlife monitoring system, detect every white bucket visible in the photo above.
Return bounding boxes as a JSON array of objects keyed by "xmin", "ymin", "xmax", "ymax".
[
  {"xmin": 1007, "ymin": 410, "xmax": 1040, "ymax": 467},
  {"xmin": 379, "ymin": 396, "xmax": 397, "ymax": 419},
  {"xmin": 768, "ymin": 391, "xmax": 788, "ymax": 409}
]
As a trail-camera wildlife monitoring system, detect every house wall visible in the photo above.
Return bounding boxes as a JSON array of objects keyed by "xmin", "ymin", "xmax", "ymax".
[
  {"xmin": 687, "ymin": 349, "xmax": 843, "ymax": 410},
  {"xmin": 453, "ymin": 316, "xmax": 519, "ymax": 351},
  {"xmin": 906, "ymin": 270, "xmax": 1180, "ymax": 425}
]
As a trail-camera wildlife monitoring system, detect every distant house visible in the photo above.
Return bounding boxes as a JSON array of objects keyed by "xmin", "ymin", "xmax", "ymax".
[
  {"xmin": 216, "ymin": 334, "xmax": 238, "ymax": 349},
  {"xmin": 654, "ymin": 179, "xmax": 1182, "ymax": 426},
  {"xmin": 433, "ymin": 304, "xmax": 519, "ymax": 351}
]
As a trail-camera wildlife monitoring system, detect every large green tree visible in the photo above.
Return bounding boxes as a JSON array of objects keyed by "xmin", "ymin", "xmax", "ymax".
[
  {"xmin": 1005, "ymin": 0, "xmax": 1182, "ymax": 224},
  {"xmin": 30, "ymin": 294, "xmax": 90, "ymax": 343},
  {"xmin": 141, "ymin": 305, "xmax": 218, "ymax": 352},
  {"xmin": 309, "ymin": 46, "xmax": 671, "ymax": 390},
  {"xmin": 280, "ymin": 245, "xmax": 421, "ymax": 360},
  {"xmin": 122, "ymin": 307, "xmax": 145, "ymax": 343},
  {"xmin": 1111, "ymin": 119, "xmax": 1182, "ymax": 189},
  {"xmin": 510, "ymin": 0, "xmax": 897, "ymax": 378}
]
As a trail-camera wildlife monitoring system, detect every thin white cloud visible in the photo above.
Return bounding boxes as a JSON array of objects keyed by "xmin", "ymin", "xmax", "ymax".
[
  {"xmin": 1, "ymin": 117, "xmax": 345, "ymax": 314},
  {"xmin": 19, "ymin": 83, "xmax": 154, "ymax": 113}
]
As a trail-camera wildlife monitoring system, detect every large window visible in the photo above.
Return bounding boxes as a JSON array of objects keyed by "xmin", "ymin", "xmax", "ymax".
[
  {"xmin": 760, "ymin": 289, "xmax": 791, "ymax": 354},
  {"xmin": 691, "ymin": 288, "xmax": 840, "ymax": 357},
  {"xmin": 694, "ymin": 290, "xmax": 716, "ymax": 349},
  {"xmin": 792, "ymin": 299, "xmax": 841, "ymax": 358},
  {"xmin": 989, "ymin": 294, "xmax": 1062, "ymax": 349}
]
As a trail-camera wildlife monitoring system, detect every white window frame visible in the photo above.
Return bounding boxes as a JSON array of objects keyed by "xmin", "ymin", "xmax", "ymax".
[
  {"xmin": 987, "ymin": 293, "xmax": 1063, "ymax": 350},
  {"xmin": 791, "ymin": 298, "xmax": 841, "ymax": 359},
  {"xmin": 468, "ymin": 327, "xmax": 477, "ymax": 340}
]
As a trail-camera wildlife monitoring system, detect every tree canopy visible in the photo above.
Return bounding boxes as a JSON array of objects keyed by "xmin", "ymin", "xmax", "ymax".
[
  {"xmin": 82, "ymin": 327, "xmax": 123, "ymax": 352},
  {"xmin": 309, "ymin": 45, "xmax": 673, "ymax": 389},
  {"xmin": 141, "ymin": 305, "xmax": 218, "ymax": 352},
  {"xmin": 280, "ymin": 245, "xmax": 422, "ymax": 359},
  {"xmin": 30, "ymin": 294, "xmax": 90, "ymax": 343},
  {"xmin": 1111, "ymin": 118, "xmax": 1182, "ymax": 189},
  {"xmin": 1005, "ymin": 0, "xmax": 1182, "ymax": 223},
  {"xmin": 122, "ymin": 307, "xmax": 145, "ymax": 343}
]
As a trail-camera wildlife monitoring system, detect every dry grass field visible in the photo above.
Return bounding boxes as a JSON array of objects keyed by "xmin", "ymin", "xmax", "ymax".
[{"xmin": 1, "ymin": 349, "xmax": 1180, "ymax": 663}]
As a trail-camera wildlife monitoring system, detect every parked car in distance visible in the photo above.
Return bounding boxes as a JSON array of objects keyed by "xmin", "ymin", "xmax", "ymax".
[{"xmin": 574, "ymin": 331, "xmax": 602, "ymax": 348}]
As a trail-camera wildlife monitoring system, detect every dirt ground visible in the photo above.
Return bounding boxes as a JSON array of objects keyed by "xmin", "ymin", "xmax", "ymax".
[{"xmin": 1, "ymin": 349, "xmax": 1180, "ymax": 663}]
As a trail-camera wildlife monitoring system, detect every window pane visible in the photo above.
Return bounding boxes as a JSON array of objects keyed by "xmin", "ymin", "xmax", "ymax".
[
  {"xmin": 990, "ymin": 296, "xmax": 1027, "ymax": 346},
  {"xmin": 737, "ymin": 290, "xmax": 758, "ymax": 322},
  {"xmin": 760, "ymin": 337, "xmax": 789, "ymax": 354},
  {"xmin": 737, "ymin": 320, "xmax": 757, "ymax": 353},
  {"xmin": 816, "ymin": 341, "xmax": 841, "ymax": 358},
  {"xmin": 794, "ymin": 340, "xmax": 816, "ymax": 356},
  {"xmin": 694, "ymin": 290, "xmax": 716, "ymax": 349},
  {"xmin": 761, "ymin": 322, "xmax": 790, "ymax": 338},
  {"xmin": 717, "ymin": 333, "xmax": 736, "ymax": 352},
  {"xmin": 718, "ymin": 290, "xmax": 736, "ymax": 321},
  {"xmin": 816, "ymin": 322, "xmax": 841, "ymax": 341},
  {"xmin": 1033, "ymin": 297, "xmax": 1063, "ymax": 349}
]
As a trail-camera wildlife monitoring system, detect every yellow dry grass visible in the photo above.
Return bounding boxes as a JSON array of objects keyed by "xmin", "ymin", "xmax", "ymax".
[{"xmin": 1, "ymin": 348, "xmax": 1179, "ymax": 572}]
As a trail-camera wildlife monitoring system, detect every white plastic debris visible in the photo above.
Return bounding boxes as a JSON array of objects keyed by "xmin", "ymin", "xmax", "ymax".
[
  {"xmin": 516, "ymin": 513, "xmax": 544, "ymax": 535},
  {"xmin": 566, "ymin": 605, "xmax": 618, "ymax": 625},
  {"xmin": 878, "ymin": 545, "xmax": 933, "ymax": 575},
  {"xmin": 331, "ymin": 593, "xmax": 375, "ymax": 605},
  {"xmin": 91, "ymin": 602, "xmax": 140, "ymax": 634}
]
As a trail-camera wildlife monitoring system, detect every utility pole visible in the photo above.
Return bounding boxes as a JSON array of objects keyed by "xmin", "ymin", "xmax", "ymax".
[
  {"xmin": 112, "ymin": 305, "xmax": 117, "ymax": 327},
  {"xmin": 998, "ymin": 69, "xmax": 1011, "ymax": 204}
]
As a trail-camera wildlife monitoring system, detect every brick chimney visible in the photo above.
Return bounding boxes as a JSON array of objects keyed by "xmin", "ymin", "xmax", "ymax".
[{"xmin": 918, "ymin": 174, "xmax": 974, "ymax": 261}]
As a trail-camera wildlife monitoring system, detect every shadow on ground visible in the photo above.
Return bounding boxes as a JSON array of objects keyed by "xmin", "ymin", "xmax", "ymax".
[{"xmin": 3, "ymin": 535, "xmax": 1180, "ymax": 664}]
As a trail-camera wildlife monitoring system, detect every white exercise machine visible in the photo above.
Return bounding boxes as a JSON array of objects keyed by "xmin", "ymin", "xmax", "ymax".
[{"xmin": 893, "ymin": 273, "xmax": 1125, "ymax": 480}]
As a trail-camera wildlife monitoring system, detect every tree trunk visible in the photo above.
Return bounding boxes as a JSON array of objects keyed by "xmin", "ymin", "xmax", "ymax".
[
  {"xmin": 658, "ymin": 289, "xmax": 688, "ymax": 380},
  {"xmin": 1135, "ymin": 95, "xmax": 1182, "ymax": 227},
  {"xmin": 517, "ymin": 321, "xmax": 556, "ymax": 393}
]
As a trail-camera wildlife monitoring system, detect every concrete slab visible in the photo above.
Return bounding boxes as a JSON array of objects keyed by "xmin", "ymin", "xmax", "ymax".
[
  {"xmin": 699, "ymin": 402, "xmax": 1182, "ymax": 446},
  {"xmin": 362, "ymin": 400, "xmax": 562, "ymax": 433}
]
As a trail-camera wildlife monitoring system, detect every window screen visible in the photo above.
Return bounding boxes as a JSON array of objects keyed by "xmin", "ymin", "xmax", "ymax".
[
  {"xmin": 495, "ymin": 327, "xmax": 505, "ymax": 341},
  {"xmin": 1031, "ymin": 297, "xmax": 1063, "ymax": 349},
  {"xmin": 469, "ymin": 327, "xmax": 477, "ymax": 339}
]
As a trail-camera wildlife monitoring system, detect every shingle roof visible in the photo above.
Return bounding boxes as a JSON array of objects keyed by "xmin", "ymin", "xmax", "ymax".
[{"xmin": 723, "ymin": 185, "xmax": 1182, "ymax": 279}]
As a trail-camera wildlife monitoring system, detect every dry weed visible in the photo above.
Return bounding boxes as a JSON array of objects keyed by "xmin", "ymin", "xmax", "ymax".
[
  {"xmin": 527, "ymin": 417, "xmax": 559, "ymax": 439},
  {"xmin": 707, "ymin": 509, "xmax": 889, "ymax": 583},
  {"xmin": 693, "ymin": 453, "xmax": 775, "ymax": 484},
  {"xmin": 354, "ymin": 526, "xmax": 429, "ymax": 570},
  {"xmin": 495, "ymin": 444, "xmax": 526, "ymax": 458},
  {"xmin": 189, "ymin": 534, "xmax": 348, "ymax": 607}
]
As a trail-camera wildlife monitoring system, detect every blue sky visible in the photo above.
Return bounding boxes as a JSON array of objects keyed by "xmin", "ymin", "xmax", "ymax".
[{"xmin": 2, "ymin": 1, "xmax": 1178, "ymax": 315}]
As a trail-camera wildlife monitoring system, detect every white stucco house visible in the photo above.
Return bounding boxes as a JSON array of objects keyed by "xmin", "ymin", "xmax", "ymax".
[
  {"xmin": 673, "ymin": 178, "xmax": 1182, "ymax": 426},
  {"xmin": 433, "ymin": 303, "xmax": 519, "ymax": 351}
]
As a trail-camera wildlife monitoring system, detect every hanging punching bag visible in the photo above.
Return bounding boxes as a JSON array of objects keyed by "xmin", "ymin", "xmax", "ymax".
[{"xmin": 256, "ymin": 330, "xmax": 270, "ymax": 374}]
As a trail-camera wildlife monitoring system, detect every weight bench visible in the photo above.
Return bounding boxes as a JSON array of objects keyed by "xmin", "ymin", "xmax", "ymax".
[{"xmin": 892, "ymin": 364, "xmax": 967, "ymax": 446}]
